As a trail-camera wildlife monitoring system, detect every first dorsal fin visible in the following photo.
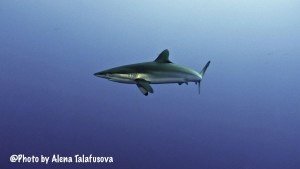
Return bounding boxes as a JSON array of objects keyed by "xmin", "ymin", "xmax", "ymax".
[{"xmin": 154, "ymin": 49, "xmax": 172, "ymax": 63}]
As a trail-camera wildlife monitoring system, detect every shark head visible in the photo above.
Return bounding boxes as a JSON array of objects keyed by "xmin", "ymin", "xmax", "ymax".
[
  {"xmin": 94, "ymin": 69, "xmax": 111, "ymax": 79},
  {"xmin": 94, "ymin": 66, "xmax": 135, "ymax": 83}
]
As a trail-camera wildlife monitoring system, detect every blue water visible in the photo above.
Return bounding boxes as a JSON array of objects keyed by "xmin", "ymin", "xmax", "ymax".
[{"xmin": 1, "ymin": 1, "xmax": 300, "ymax": 169}]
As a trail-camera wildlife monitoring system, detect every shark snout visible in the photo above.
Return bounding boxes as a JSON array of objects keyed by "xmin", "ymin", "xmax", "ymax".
[
  {"xmin": 94, "ymin": 71, "xmax": 106, "ymax": 78},
  {"xmin": 94, "ymin": 70, "xmax": 115, "ymax": 79}
]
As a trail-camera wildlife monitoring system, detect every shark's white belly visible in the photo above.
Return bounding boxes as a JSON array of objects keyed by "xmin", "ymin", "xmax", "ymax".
[
  {"xmin": 106, "ymin": 71, "xmax": 200, "ymax": 84},
  {"xmin": 138, "ymin": 72, "xmax": 200, "ymax": 84}
]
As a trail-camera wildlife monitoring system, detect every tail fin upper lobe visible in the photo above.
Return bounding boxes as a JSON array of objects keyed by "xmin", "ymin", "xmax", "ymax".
[
  {"xmin": 200, "ymin": 61, "xmax": 211, "ymax": 78},
  {"xmin": 198, "ymin": 61, "xmax": 211, "ymax": 94}
]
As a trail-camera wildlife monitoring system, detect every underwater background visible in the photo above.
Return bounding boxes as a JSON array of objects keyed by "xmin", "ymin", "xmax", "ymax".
[{"xmin": 1, "ymin": 0, "xmax": 300, "ymax": 169}]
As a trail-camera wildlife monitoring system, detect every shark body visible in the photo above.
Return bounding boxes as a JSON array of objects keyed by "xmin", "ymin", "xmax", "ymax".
[{"xmin": 94, "ymin": 49, "xmax": 210, "ymax": 96}]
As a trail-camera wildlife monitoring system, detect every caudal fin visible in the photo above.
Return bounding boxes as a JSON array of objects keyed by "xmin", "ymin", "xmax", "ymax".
[
  {"xmin": 198, "ymin": 61, "xmax": 211, "ymax": 94},
  {"xmin": 200, "ymin": 61, "xmax": 210, "ymax": 78}
]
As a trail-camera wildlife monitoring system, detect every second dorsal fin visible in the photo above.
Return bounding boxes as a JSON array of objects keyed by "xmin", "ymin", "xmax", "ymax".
[{"xmin": 154, "ymin": 49, "xmax": 172, "ymax": 63}]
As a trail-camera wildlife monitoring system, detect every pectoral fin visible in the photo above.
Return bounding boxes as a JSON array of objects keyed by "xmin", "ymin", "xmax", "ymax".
[{"xmin": 135, "ymin": 79, "xmax": 154, "ymax": 96}]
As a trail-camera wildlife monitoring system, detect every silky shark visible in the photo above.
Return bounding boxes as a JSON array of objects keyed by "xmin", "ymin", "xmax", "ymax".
[{"xmin": 94, "ymin": 49, "xmax": 210, "ymax": 96}]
